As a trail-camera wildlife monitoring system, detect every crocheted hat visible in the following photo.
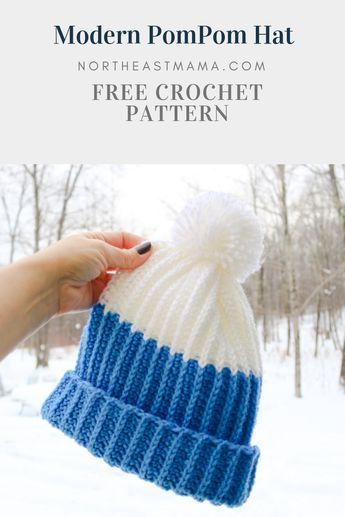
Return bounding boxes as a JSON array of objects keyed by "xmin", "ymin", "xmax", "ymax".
[{"xmin": 41, "ymin": 192, "xmax": 264, "ymax": 508}]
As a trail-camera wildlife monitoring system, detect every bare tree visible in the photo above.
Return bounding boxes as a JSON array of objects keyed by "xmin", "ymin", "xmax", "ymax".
[
  {"xmin": 327, "ymin": 165, "xmax": 345, "ymax": 386},
  {"xmin": 276, "ymin": 165, "xmax": 302, "ymax": 397},
  {"xmin": 23, "ymin": 164, "xmax": 46, "ymax": 253},
  {"xmin": 56, "ymin": 164, "xmax": 84, "ymax": 240},
  {"xmin": 248, "ymin": 164, "xmax": 345, "ymax": 396},
  {"xmin": 21, "ymin": 165, "xmax": 48, "ymax": 366},
  {"xmin": 22, "ymin": 164, "xmax": 86, "ymax": 367},
  {"xmin": 0, "ymin": 167, "xmax": 28, "ymax": 263},
  {"xmin": 248, "ymin": 168, "xmax": 268, "ymax": 348}
]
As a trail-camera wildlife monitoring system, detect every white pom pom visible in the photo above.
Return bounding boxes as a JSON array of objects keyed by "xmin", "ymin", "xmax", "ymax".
[{"xmin": 171, "ymin": 192, "xmax": 264, "ymax": 282}]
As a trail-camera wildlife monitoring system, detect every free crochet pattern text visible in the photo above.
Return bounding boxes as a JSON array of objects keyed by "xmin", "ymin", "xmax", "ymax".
[
  {"xmin": 54, "ymin": 25, "xmax": 295, "ymax": 46},
  {"xmin": 92, "ymin": 82, "xmax": 264, "ymax": 122}
]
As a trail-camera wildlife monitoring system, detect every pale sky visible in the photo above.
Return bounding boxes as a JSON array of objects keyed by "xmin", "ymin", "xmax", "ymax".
[
  {"xmin": 0, "ymin": 163, "xmax": 324, "ymax": 264},
  {"xmin": 112, "ymin": 164, "xmax": 250, "ymax": 238},
  {"xmin": 0, "ymin": 164, "xmax": 252, "ymax": 263}
]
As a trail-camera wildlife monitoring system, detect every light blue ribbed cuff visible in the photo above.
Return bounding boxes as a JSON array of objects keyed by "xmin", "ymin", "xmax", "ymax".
[{"xmin": 42, "ymin": 370, "xmax": 260, "ymax": 507}]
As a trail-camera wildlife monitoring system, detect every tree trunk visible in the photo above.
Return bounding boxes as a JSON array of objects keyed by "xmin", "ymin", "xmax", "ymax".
[
  {"xmin": 277, "ymin": 164, "xmax": 302, "ymax": 397},
  {"xmin": 34, "ymin": 324, "xmax": 50, "ymax": 368},
  {"xmin": 286, "ymin": 316, "xmax": 291, "ymax": 356},
  {"xmin": 314, "ymin": 295, "xmax": 321, "ymax": 358},
  {"xmin": 327, "ymin": 165, "xmax": 345, "ymax": 385},
  {"xmin": 293, "ymin": 316, "xmax": 302, "ymax": 397},
  {"xmin": 329, "ymin": 309, "xmax": 340, "ymax": 350},
  {"xmin": 291, "ymin": 268, "xmax": 302, "ymax": 398},
  {"xmin": 0, "ymin": 375, "xmax": 5, "ymax": 397},
  {"xmin": 259, "ymin": 265, "xmax": 268, "ymax": 350},
  {"xmin": 340, "ymin": 332, "xmax": 345, "ymax": 388}
]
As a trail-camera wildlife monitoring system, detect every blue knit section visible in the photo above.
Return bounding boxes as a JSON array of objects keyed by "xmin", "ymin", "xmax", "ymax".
[
  {"xmin": 73, "ymin": 304, "xmax": 262, "ymax": 445},
  {"xmin": 41, "ymin": 303, "xmax": 262, "ymax": 507},
  {"xmin": 41, "ymin": 371, "xmax": 260, "ymax": 507}
]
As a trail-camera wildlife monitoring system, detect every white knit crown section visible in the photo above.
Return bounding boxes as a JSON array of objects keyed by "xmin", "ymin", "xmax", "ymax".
[{"xmin": 101, "ymin": 243, "xmax": 262, "ymax": 376}]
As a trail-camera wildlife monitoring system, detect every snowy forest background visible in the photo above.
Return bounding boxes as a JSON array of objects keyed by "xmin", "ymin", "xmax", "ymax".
[{"xmin": 0, "ymin": 164, "xmax": 344, "ymax": 517}]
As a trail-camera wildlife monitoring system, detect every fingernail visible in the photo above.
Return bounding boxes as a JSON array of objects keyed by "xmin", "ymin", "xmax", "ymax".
[{"xmin": 135, "ymin": 241, "xmax": 152, "ymax": 255}]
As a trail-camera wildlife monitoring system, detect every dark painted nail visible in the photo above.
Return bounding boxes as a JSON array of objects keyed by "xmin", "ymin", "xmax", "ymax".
[{"xmin": 135, "ymin": 241, "xmax": 151, "ymax": 255}]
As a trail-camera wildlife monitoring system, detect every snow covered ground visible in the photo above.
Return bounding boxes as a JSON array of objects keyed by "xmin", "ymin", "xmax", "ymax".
[{"xmin": 0, "ymin": 319, "xmax": 344, "ymax": 517}]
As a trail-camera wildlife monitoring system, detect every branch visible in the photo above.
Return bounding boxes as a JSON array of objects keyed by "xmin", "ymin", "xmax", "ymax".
[{"xmin": 297, "ymin": 261, "xmax": 345, "ymax": 315}]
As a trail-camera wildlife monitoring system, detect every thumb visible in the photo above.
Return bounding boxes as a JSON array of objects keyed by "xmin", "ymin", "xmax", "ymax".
[{"xmin": 103, "ymin": 241, "xmax": 152, "ymax": 270}]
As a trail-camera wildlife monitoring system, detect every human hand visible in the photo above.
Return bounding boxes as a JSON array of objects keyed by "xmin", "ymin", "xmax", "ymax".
[
  {"xmin": 32, "ymin": 232, "xmax": 152, "ymax": 314},
  {"xmin": 0, "ymin": 231, "xmax": 152, "ymax": 360}
]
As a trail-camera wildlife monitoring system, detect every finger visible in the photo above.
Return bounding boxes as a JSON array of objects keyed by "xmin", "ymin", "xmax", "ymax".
[
  {"xmin": 103, "ymin": 241, "xmax": 152, "ymax": 270},
  {"xmin": 84, "ymin": 231, "xmax": 146, "ymax": 250},
  {"xmin": 91, "ymin": 272, "xmax": 113, "ymax": 304}
]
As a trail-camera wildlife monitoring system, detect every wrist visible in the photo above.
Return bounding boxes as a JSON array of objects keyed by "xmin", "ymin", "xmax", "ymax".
[
  {"xmin": 0, "ymin": 254, "xmax": 61, "ymax": 359},
  {"xmin": 19, "ymin": 253, "xmax": 61, "ymax": 319}
]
